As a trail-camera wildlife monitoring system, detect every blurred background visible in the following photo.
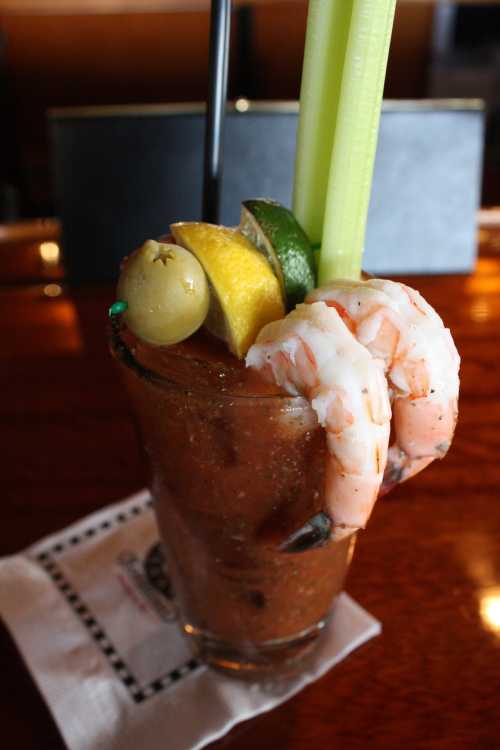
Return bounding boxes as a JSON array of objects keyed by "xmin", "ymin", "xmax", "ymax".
[
  {"xmin": 0, "ymin": 0, "xmax": 499, "ymax": 284},
  {"xmin": 0, "ymin": 0, "xmax": 499, "ymax": 221}
]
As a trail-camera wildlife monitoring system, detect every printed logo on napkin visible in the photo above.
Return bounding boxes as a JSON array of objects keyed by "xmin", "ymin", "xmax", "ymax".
[
  {"xmin": 34, "ymin": 495, "xmax": 196, "ymax": 701},
  {"xmin": 116, "ymin": 543, "xmax": 176, "ymax": 624},
  {"xmin": 0, "ymin": 490, "xmax": 381, "ymax": 750}
]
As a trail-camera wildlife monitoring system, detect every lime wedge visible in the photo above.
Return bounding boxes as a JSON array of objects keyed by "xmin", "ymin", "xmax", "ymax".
[
  {"xmin": 240, "ymin": 199, "xmax": 316, "ymax": 310},
  {"xmin": 171, "ymin": 222, "xmax": 285, "ymax": 359}
]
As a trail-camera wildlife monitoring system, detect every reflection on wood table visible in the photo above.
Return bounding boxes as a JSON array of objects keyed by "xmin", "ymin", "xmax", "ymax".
[{"xmin": 1, "ymin": 227, "xmax": 499, "ymax": 749}]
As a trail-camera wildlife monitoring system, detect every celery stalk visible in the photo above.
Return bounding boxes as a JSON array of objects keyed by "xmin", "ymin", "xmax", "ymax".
[
  {"xmin": 292, "ymin": 0, "xmax": 353, "ymax": 247},
  {"xmin": 318, "ymin": 0, "xmax": 396, "ymax": 283}
]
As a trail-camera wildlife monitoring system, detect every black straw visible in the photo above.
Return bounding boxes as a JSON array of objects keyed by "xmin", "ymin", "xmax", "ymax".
[{"xmin": 203, "ymin": 0, "xmax": 232, "ymax": 223}]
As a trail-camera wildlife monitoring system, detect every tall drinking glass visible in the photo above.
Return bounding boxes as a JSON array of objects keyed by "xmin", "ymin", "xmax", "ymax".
[{"xmin": 110, "ymin": 320, "xmax": 355, "ymax": 675}]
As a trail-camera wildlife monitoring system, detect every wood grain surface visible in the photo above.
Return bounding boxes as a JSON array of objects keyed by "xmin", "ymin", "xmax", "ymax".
[{"xmin": 1, "ymin": 230, "xmax": 500, "ymax": 749}]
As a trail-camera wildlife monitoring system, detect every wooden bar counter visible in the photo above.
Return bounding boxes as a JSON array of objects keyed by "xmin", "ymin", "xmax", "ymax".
[{"xmin": 1, "ymin": 226, "xmax": 499, "ymax": 749}]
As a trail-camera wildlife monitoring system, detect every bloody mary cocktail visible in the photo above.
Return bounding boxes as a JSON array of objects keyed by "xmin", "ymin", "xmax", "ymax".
[{"xmin": 111, "ymin": 323, "xmax": 355, "ymax": 673}]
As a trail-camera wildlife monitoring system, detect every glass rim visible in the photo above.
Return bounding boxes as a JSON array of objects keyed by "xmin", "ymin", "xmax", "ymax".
[{"xmin": 108, "ymin": 318, "xmax": 308, "ymax": 405}]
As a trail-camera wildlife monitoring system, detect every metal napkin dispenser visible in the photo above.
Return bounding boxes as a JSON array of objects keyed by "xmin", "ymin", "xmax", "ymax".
[{"xmin": 50, "ymin": 99, "xmax": 484, "ymax": 282}]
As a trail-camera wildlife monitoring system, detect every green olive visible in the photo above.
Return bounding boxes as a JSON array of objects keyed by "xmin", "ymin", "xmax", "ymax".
[{"xmin": 117, "ymin": 240, "xmax": 209, "ymax": 346}]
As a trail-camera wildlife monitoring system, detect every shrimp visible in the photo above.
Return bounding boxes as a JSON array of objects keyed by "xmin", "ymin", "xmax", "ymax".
[
  {"xmin": 246, "ymin": 302, "xmax": 391, "ymax": 539},
  {"xmin": 306, "ymin": 278, "xmax": 460, "ymax": 492}
]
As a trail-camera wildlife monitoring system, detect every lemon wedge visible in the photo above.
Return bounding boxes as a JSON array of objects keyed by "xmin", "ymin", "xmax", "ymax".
[{"xmin": 171, "ymin": 222, "xmax": 285, "ymax": 358}]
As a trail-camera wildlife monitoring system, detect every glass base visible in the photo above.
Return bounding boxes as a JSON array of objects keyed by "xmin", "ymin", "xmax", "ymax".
[{"xmin": 183, "ymin": 619, "xmax": 327, "ymax": 678}]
